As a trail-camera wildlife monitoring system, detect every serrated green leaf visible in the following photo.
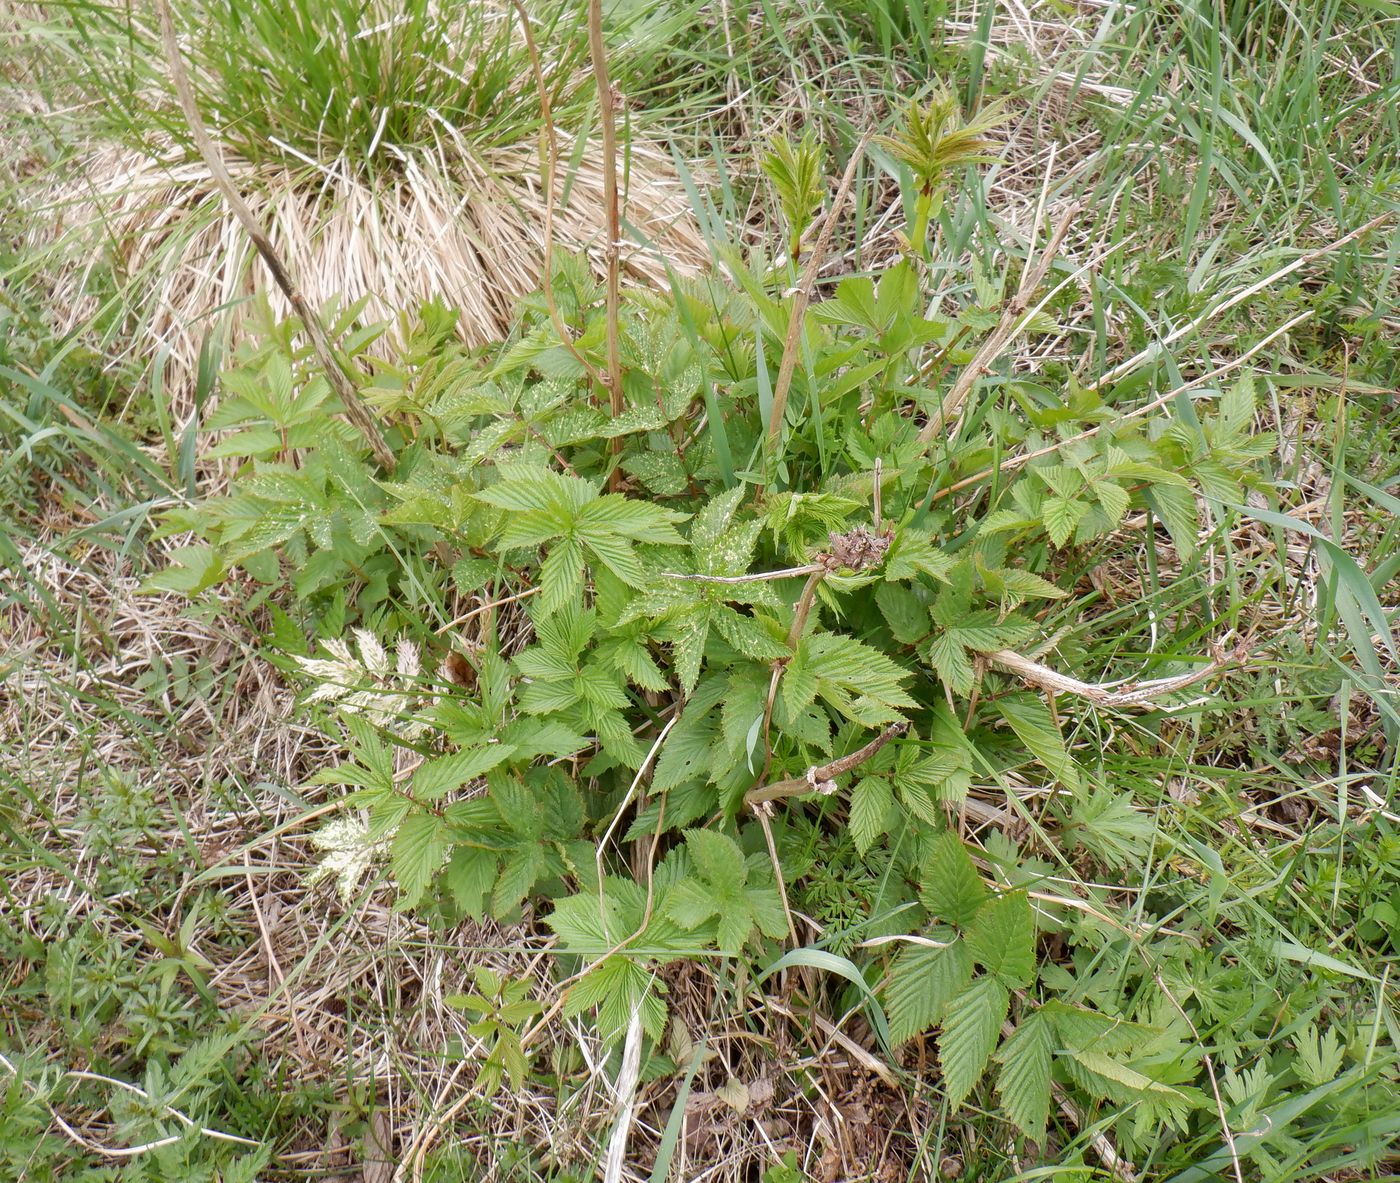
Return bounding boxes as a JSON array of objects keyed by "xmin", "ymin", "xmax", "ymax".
[
  {"xmin": 712, "ymin": 607, "xmax": 790, "ymax": 659},
  {"xmin": 805, "ymin": 633, "xmax": 916, "ymax": 702},
  {"xmin": 920, "ymin": 831, "xmax": 989, "ymax": 927},
  {"xmin": 671, "ymin": 610, "xmax": 710, "ymax": 696},
  {"xmin": 565, "ymin": 955, "xmax": 668, "ymax": 1043},
  {"xmin": 1042, "ymin": 495, "xmax": 1090, "ymax": 548},
  {"xmin": 577, "ymin": 494, "xmax": 688, "ymax": 544},
  {"xmin": 413, "ymin": 745, "xmax": 518, "ymax": 800},
  {"xmin": 995, "ymin": 1009, "xmax": 1053, "ymax": 1141},
  {"xmin": 444, "ymin": 845, "xmax": 498, "ymax": 919},
  {"xmin": 141, "ymin": 544, "xmax": 226, "ymax": 595},
  {"xmin": 849, "ymin": 776, "xmax": 893, "ymax": 855},
  {"xmin": 925, "ymin": 630, "xmax": 974, "ymax": 695},
  {"xmin": 547, "ymin": 877, "xmax": 688, "ymax": 953},
  {"xmin": 797, "ymin": 632, "xmax": 916, "ymax": 725},
  {"xmin": 997, "ymin": 693, "xmax": 1080, "ymax": 790},
  {"xmin": 689, "ymin": 485, "xmax": 746, "ymax": 554},
  {"xmin": 538, "ymin": 537, "xmax": 585, "ymax": 615},
  {"xmin": 684, "ymin": 828, "xmax": 747, "ymax": 885},
  {"xmin": 966, "ymin": 891, "xmax": 1036, "ymax": 987},
  {"xmin": 666, "ymin": 877, "xmax": 722, "ymax": 928},
  {"xmin": 939, "ymin": 976, "xmax": 1009, "ymax": 1106},
  {"xmin": 1070, "ymin": 1050, "xmax": 1186, "ymax": 1098},
  {"xmin": 716, "ymin": 907, "xmax": 756, "ymax": 955},
  {"xmin": 475, "ymin": 466, "xmax": 597, "ymax": 516},
  {"xmin": 1217, "ymin": 373, "xmax": 1256, "ymax": 439},
  {"xmin": 622, "ymin": 451, "xmax": 690, "ymax": 495},
  {"xmin": 492, "ymin": 845, "xmax": 544, "ymax": 915},
  {"xmin": 747, "ymin": 885, "xmax": 790, "ymax": 940},
  {"xmin": 654, "ymin": 708, "xmax": 718, "ymax": 792},
  {"xmin": 1094, "ymin": 480, "xmax": 1131, "ymax": 526},
  {"xmin": 1043, "ymin": 999, "xmax": 1150, "ymax": 1056},
  {"xmin": 885, "ymin": 530, "xmax": 953, "ymax": 582},
  {"xmin": 876, "ymin": 582, "xmax": 931, "ymax": 644},
  {"xmin": 885, "ymin": 939, "xmax": 972, "ymax": 1044},
  {"xmin": 1146, "ymin": 482, "xmax": 1200, "ymax": 556},
  {"xmin": 391, "ymin": 813, "xmax": 448, "ymax": 908},
  {"xmin": 720, "ymin": 668, "xmax": 770, "ymax": 759}
]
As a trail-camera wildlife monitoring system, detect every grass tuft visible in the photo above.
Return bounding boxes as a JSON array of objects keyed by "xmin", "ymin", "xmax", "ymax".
[{"xmin": 11, "ymin": 0, "xmax": 708, "ymax": 408}]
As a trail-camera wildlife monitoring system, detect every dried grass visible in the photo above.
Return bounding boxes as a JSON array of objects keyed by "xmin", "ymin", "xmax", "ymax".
[
  {"xmin": 35, "ymin": 133, "xmax": 706, "ymax": 417},
  {"xmin": 0, "ymin": 527, "xmax": 559, "ymax": 1170},
  {"xmin": 7, "ymin": 3, "xmax": 1397, "ymax": 1177}
]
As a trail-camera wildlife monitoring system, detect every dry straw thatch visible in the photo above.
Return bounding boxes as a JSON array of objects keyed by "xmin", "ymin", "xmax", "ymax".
[{"xmin": 45, "ymin": 139, "xmax": 707, "ymax": 411}]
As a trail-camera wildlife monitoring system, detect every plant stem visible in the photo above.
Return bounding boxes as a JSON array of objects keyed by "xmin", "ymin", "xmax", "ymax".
[
  {"xmin": 762, "ymin": 136, "xmax": 870, "ymax": 484},
  {"xmin": 758, "ymin": 565, "xmax": 827, "ymax": 769},
  {"xmin": 585, "ymin": 0, "xmax": 625, "ymax": 491},
  {"xmin": 917, "ymin": 200, "xmax": 1082, "ymax": 447},
  {"xmin": 510, "ymin": 0, "xmax": 608, "ymax": 394}
]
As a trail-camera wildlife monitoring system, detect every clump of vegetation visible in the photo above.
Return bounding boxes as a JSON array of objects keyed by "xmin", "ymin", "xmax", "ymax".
[
  {"xmin": 3, "ymin": 1, "xmax": 1399, "ymax": 1180},
  {"xmin": 141, "ymin": 70, "xmax": 1400, "ymax": 1174}
]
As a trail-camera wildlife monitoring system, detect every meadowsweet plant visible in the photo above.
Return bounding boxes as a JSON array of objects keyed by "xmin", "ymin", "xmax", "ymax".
[{"xmin": 151, "ymin": 88, "xmax": 1396, "ymax": 1171}]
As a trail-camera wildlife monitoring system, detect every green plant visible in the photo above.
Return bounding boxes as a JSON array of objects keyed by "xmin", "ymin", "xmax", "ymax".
[
  {"xmin": 446, "ymin": 967, "xmax": 542, "ymax": 1096},
  {"xmin": 11, "ymin": 3, "xmax": 1394, "ymax": 1172},
  {"xmin": 877, "ymin": 88, "xmax": 1006, "ymax": 258},
  {"xmin": 138, "ymin": 96, "xmax": 1400, "ymax": 1166},
  {"xmin": 762, "ymin": 131, "xmax": 829, "ymax": 265}
]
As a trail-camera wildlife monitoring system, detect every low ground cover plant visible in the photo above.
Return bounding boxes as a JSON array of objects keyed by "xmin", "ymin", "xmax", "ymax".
[
  {"xmin": 142, "ymin": 90, "xmax": 1400, "ymax": 1176},
  {"xmin": 4, "ymin": 2, "xmax": 1399, "ymax": 1180}
]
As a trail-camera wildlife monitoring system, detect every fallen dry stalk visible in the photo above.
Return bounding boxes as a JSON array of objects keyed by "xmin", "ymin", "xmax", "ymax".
[
  {"xmin": 154, "ymin": 0, "xmax": 394, "ymax": 470},
  {"xmin": 745, "ymin": 721, "xmax": 908, "ymax": 808},
  {"xmin": 601, "ymin": 1012, "xmax": 645, "ymax": 1183},
  {"xmin": 658, "ymin": 562, "xmax": 825, "ymax": 585},
  {"xmin": 918, "ymin": 200, "xmax": 1084, "ymax": 445},
  {"xmin": 509, "ymin": 0, "xmax": 608, "ymax": 393},
  {"xmin": 585, "ymin": 0, "xmax": 625, "ymax": 489},
  {"xmin": 989, "ymin": 638, "xmax": 1246, "ymax": 709}
]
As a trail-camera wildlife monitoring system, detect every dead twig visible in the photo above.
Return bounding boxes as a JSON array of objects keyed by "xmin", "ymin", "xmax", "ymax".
[
  {"xmin": 658, "ymin": 563, "xmax": 825, "ymax": 585},
  {"xmin": 988, "ymin": 635, "xmax": 1248, "ymax": 710},
  {"xmin": 585, "ymin": 0, "xmax": 625, "ymax": 489},
  {"xmin": 601, "ymin": 1012, "xmax": 645, "ymax": 1183},
  {"xmin": 753, "ymin": 801, "xmax": 800, "ymax": 944},
  {"xmin": 745, "ymin": 721, "xmax": 908, "ymax": 809},
  {"xmin": 433, "ymin": 586, "xmax": 540, "ymax": 635},
  {"xmin": 509, "ymin": 0, "xmax": 608, "ymax": 394},
  {"xmin": 919, "ymin": 200, "xmax": 1084, "ymax": 445},
  {"xmin": 154, "ymin": 0, "xmax": 393, "ymax": 470}
]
